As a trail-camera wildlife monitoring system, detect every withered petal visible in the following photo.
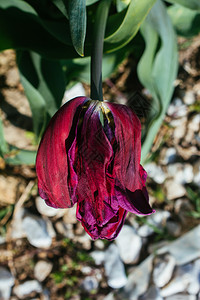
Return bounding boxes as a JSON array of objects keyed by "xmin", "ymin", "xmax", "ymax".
[{"xmin": 36, "ymin": 97, "xmax": 88, "ymax": 208}]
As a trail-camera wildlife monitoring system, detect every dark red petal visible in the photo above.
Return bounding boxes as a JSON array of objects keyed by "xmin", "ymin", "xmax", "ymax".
[
  {"xmin": 76, "ymin": 200, "xmax": 127, "ymax": 240},
  {"xmin": 99, "ymin": 207, "xmax": 127, "ymax": 240},
  {"xmin": 75, "ymin": 101, "xmax": 114, "ymax": 222},
  {"xmin": 106, "ymin": 102, "xmax": 144, "ymax": 192},
  {"xmin": 36, "ymin": 97, "xmax": 88, "ymax": 208},
  {"xmin": 115, "ymin": 185, "xmax": 155, "ymax": 215}
]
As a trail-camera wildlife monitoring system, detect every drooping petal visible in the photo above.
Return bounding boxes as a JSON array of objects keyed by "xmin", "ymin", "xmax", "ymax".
[
  {"xmin": 106, "ymin": 102, "xmax": 144, "ymax": 192},
  {"xmin": 115, "ymin": 186, "xmax": 155, "ymax": 215},
  {"xmin": 36, "ymin": 97, "xmax": 88, "ymax": 208},
  {"xmin": 115, "ymin": 164, "xmax": 155, "ymax": 215},
  {"xmin": 76, "ymin": 199, "xmax": 127, "ymax": 240},
  {"xmin": 73, "ymin": 101, "xmax": 115, "ymax": 222}
]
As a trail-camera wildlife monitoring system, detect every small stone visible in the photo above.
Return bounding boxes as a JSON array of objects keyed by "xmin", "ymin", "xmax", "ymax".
[
  {"xmin": 144, "ymin": 162, "xmax": 166, "ymax": 184},
  {"xmin": 34, "ymin": 261, "xmax": 53, "ymax": 282},
  {"xmin": 120, "ymin": 255, "xmax": 153, "ymax": 300},
  {"xmin": 63, "ymin": 83, "xmax": 86, "ymax": 104},
  {"xmin": 0, "ymin": 267, "xmax": 15, "ymax": 300},
  {"xmin": 140, "ymin": 286, "xmax": 163, "ymax": 300},
  {"xmin": 187, "ymin": 258, "xmax": 200, "ymax": 295},
  {"xmin": 176, "ymin": 145, "xmax": 197, "ymax": 160},
  {"xmin": 167, "ymin": 163, "xmax": 193, "ymax": 184},
  {"xmin": 165, "ymin": 294, "xmax": 196, "ymax": 300},
  {"xmin": 104, "ymin": 244, "xmax": 127, "ymax": 289},
  {"xmin": 41, "ymin": 289, "xmax": 50, "ymax": 300},
  {"xmin": 160, "ymin": 147, "xmax": 177, "ymax": 165},
  {"xmin": 166, "ymin": 220, "xmax": 182, "ymax": 237},
  {"xmin": 164, "ymin": 180, "xmax": 186, "ymax": 200},
  {"xmin": 94, "ymin": 239, "xmax": 105, "ymax": 250},
  {"xmin": 116, "ymin": 225, "xmax": 142, "ymax": 264},
  {"xmin": 6, "ymin": 68, "xmax": 19, "ymax": 87},
  {"xmin": 90, "ymin": 251, "xmax": 105, "ymax": 266},
  {"xmin": 46, "ymin": 218, "xmax": 56, "ymax": 238},
  {"xmin": 35, "ymin": 197, "xmax": 66, "ymax": 218},
  {"xmin": 153, "ymin": 254, "xmax": 176, "ymax": 288},
  {"xmin": 10, "ymin": 208, "xmax": 26, "ymax": 240},
  {"xmin": 63, "ymin": 205, "xmax": 77, "ymax": 224},
  {"xmin": 0, "ymin": 175, "xmax": 25, "ymax": 205},
  {"xmin": 158, "ymin": 225, "xmax": 200, "ymax": 265},
  {"xmin": 183, "ymin": 90, "xmax": 196, "ymax": 105},
  {"xmin": 55, "ymin": 222, "xmax": 74, "ymax": 239},
  {"xmin": 13, "ymin": 280, "xmax": 42, "ymax": 299},
  {"xmin": 81, "ymin": 276, "xmax": 98, "ymax": 292},
  {"xmin": 22, "ymin": 215, "xmax": 52, "ymax": 248},
  {"xmin": 73, "ymin": 234, "xmax": 91, "ymax": 250},
  {"xmin": 167, "ymin": 98, "xmax": 187, "ymax": 118},
  {"xmin": 188, "ymin": 114, "xmax": 200, "ymax": 133},
  {"xmin": 81, "ymin": 266, "xmax": 92, "ymax": 275},
  {"xmin": 172, "ymin": 117, "xmax": 187, "ymax": 141},
  {"xmin": 160, "ymin": 264, "xmax": 192, "ymax": 297},
  {"xmin": 94, "ymin": 269, "xmax": 103, "ymax": 281}
]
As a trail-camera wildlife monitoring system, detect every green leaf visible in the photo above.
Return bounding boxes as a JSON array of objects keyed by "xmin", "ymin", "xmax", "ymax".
[
  {"xmin": 63, "ymin": 45, "xmax": 130, "ymax": 84},
  {"xmin": 0, "ymin": 0, "xmax": 78, "ymax": 59},
  {"xmin": 138, "ymin": 0, "xmax": 178, "ymax": 162},
  {"xmin": 5, "ymin": 147, "xmax": 37, "ymax": 165},
  {"xmin": 165, "ymin": 0, "xmax": 200, "ymax": 11},
  {"xmin": 52, "ymin": 0, "xmax": 68, "ymax": 18},
  {"xmin": 168, "ymin": 4, "xmax": 200, "ymax": 37},
  {"xmin": 67, "ymin": 0, "xmax": 86, "ymax": 56},
  {"xmin": 17, "ymin": 51, "xmax": 66, "ymax": 138},
  {"xmin": 0, "ymin": 118, "xmax": 9, "ymax": 156},
  {"xmin": 19, "ymin": 73, "xmax": 47, "ymax": 139},
  {"xmin": 86, "ymin": 0, "xmax": 99, "ymax": 5},
  {"xmin": 0, "ymin": 115, "xmax": 36, "ymax": 165},
  {"xmin": 104, "ymin": 0, "xmax": 157, "ymax": 52},
  {"xmin": 116, "ymin": 0, "xmax": 131, "ymax": 12}
]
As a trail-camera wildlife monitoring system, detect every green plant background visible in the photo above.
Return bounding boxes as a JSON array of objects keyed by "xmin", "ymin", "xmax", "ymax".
[{"xmin": 0, "ymin": 0, "xmax": 200, "ymax": 165}]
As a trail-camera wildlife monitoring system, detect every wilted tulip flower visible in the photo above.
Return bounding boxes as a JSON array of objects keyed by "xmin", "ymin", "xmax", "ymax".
[{"xmin": 36, "ymin": 97, "xmax": 155, "ymax": 240}]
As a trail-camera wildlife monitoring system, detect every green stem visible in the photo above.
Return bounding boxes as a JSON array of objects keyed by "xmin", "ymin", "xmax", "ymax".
[{"xmin": 90, "ymin": 0, "xmax": 111, "ymax": 101}]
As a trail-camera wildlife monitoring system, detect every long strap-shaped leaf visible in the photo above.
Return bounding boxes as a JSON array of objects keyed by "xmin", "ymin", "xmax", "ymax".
[
  {"xmin": 104, "ymin": 0, "xmax": 157, "ymax": 52},
  {"xmin": 0, "ymin": 118, "xmax": 36, "ymax": 165},
  {"xmin": 0, "ymin": 118, "xmax": 9, "ymax": 157},
  {"xmin": 17, "ymin": 51, "xmax": 66, "ymax": 139},
  {"xmin": 0, "ymin": 0, "xmax": 78, "ymax": 59},
  {"xmin": 67, "ymin": 0, "xmax": 86, "ymax": 56},
  {"xmin": 168, "ymin": 4, "xmax": 200, "ymax": 37},
  {"xmin": 52, "ymin": 0, "xmax": 68, "ymax": 18},
  {"xmin": 165, "ymin": 0, "xmax": 200, "ymax": 11},
  {"xmin": 138, "ymin": 0, "xmax": 178, "ymax": 162}
]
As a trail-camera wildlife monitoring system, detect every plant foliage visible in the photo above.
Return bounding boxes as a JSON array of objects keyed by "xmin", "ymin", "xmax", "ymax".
[{"xmin": 0, "ymin": 0, "xmax": 199, "ymax": 164}]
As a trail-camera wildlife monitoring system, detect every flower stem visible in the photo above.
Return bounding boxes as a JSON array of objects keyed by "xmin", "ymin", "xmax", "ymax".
[{"xmin": 90, "ymin": 0, "xmax": 111, "ymax": 101}]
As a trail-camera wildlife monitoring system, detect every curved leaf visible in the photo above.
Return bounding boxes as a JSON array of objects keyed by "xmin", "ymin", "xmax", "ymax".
[
  {"xmin": 168, "ymin": 4, "xmax": 200, "ymax": 37},
  {"xmin": 116, "ymin": 0, "xmax": 131, "ymax": 12},
  {"xmin": 86, "ymin": 0, "xmax": 99, "ymax": 5},
  {"xmin": 17, "ymin": 51, "xmax": 66, "ymax": 138},
  {"xmin": 0, "ymin": 118, "xmax": 9, "ymax": 156},
  {"xmin": 104, "ymin": 0, "xmax": 157, "ymax": 52},
  {"xmin": 52, "ymin": 0, "xmax": 68, "ymax": 18},
  {"xmin": 67, "ymin": 0, "xmax": 86, "ymax": 56},
  {"xmin": 5, "ymin": 147, "xmax": 37, "ymax": 165},
  {"xmin": 165, "ymin": 0, "xmax": 200, "ymax": 11},
  {"xmin": 0, "ymin": 0, "xmax": 78, "ymax": 59},
  {"xmin": 63, "ymin": 45, "xmax": 130, "ymax": 84},
  {"xmin": 138, "ymin": 0, "xmax": 178, "ymax": 162}
]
